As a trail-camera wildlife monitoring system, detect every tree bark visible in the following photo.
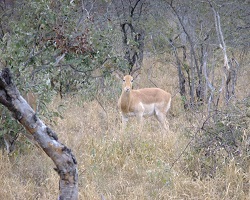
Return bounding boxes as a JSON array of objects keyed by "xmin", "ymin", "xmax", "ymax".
[
  {"xmin": 208, "ymin": 0, "xmax": 237, "ymax": 103},
  {"xmin": 169, "ymin": 39, "xmax": 187, "ymax": 109},
  {"xmin": 117, "ymin": 0, "xmax": 145, "ymax": 74},
  {"xmin": 168, "ymin": 2, "xmax": 204, "ymax": 108},
  {"xmin": 0, "ymin": 68, "xmax": 78, "ymax": 200}
]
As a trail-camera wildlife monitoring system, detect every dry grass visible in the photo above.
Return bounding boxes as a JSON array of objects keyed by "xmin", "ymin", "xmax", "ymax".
[{"xmin": 0, "ymin": 57, "xmax": 249, "ymax": 199}]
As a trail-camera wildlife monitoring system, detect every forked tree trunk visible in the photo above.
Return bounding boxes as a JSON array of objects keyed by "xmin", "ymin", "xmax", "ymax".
[
  {"xmin": 208, "ymin": 0, "xmax": 237, "ymax": 104},
  {"xmin": 0, "ymin": 68, "xmax": 78, "ymax": 200}
]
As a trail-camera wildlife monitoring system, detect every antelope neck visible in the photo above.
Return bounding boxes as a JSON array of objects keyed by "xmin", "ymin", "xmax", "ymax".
[{"xmin": 120, "ymin": 90, "xmax": 131, "ymax": 113}]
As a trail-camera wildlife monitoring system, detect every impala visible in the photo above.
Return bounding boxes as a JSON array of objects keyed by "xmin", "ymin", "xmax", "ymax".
[{"xmin": 118, "ymin": 75, "xmax": 171, "ymax": 132}]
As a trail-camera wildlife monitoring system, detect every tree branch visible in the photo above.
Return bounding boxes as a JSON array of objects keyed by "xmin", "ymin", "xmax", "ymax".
[{"xmin": 0, "ymin": 68, "xmax": 78, "ymax": 200}]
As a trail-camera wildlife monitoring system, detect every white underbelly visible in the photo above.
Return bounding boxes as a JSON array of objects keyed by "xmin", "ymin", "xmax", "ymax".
[
  {"xmin": 141, "ymin": 103, "xmax": 155, "ymax": 116},
  {"xmin": 122, "ymin": 103, "xmax": 156, "ymax": 118}
]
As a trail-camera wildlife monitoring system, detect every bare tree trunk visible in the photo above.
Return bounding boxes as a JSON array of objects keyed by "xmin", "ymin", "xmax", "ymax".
[
  {"xmin": 115, "ymin": 0, "xmax": 145, "ymax": 74},
  {"xmin": 190, "ymin": 54, "xmax": 195, "ymax": 108},
  {"xmin": 120, "ymin": 22, "xmax": 145, "ymax": 74},
  {"xmin": 168, "ymin": 2, "xmax": 204, "ymax": 108},
  {"xmin": 0, "ymin": 68, "xmax": 78, "ymax": 200},
  {"xmin": 168, "ymin": 39, "xmax": 187, "ymax": 109},
  {"xmin": 208, "ymin": 0, "xmax": 237, "ymax": 103}
]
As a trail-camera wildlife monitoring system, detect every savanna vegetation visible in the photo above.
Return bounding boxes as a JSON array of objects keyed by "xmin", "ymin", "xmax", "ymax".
[{"xmin": 0, "ymin": 0, "xmax": 249, "ymax": 199}]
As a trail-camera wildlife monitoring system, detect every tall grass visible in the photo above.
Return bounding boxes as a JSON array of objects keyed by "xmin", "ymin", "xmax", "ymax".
[{"xmin": 0, "ymin": 57, "xmax": 249, "ymax": 199}]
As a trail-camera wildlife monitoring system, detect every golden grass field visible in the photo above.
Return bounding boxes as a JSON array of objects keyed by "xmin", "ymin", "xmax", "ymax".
[{"xmin": 0, "ymin": 57, "xmax": 249, "ymax": 199}]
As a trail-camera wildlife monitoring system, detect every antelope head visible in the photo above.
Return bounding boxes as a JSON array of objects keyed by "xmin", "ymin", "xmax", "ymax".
[{"xmin": 122, "ymin": 75, "xmax": 134, "ymax": 93}]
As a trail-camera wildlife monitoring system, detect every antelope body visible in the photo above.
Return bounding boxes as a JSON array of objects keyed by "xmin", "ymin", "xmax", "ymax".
[{"xmin": 118, "ymin": 75, "xmax": 171, "ymax": 132}]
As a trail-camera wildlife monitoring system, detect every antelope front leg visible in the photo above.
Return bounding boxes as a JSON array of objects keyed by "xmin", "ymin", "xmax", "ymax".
[
  {"xmin": 121, "ymin": 115, "xmax": 128, "ymax": 132},
  {"xmin": 137, "ymin": 114, "xmax": 144, "ymax": 133}
]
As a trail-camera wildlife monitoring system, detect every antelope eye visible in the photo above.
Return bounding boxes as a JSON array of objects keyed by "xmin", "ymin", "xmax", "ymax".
[
  {"xmin": 131, "ymin": 79, "xmax": 133, "ymax": 83},
  {"xmin": 123, "ymin": 79, "xmax": 125, "ymax": 82}
]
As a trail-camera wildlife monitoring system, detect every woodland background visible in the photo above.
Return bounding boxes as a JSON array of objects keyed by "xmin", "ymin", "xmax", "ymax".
[{"xmin": 0, "ymin": 0, "xmax": 249, "ymax": 199}]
